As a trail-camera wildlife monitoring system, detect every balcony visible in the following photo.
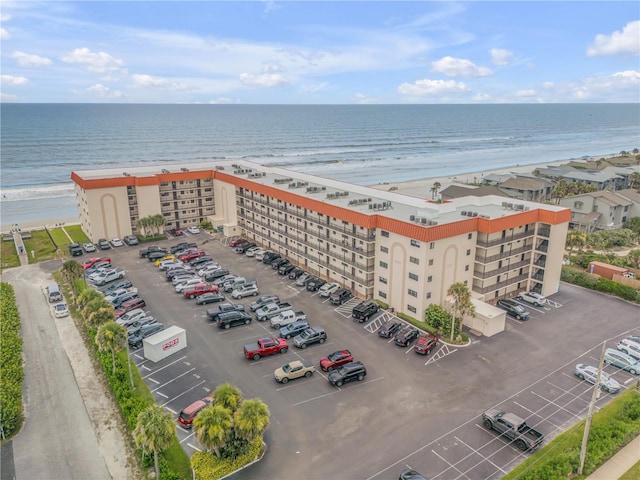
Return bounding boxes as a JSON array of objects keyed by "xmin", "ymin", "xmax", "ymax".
[
  {"xmin": 473, "ymin": 273, "xmax": 529, "ymax": 294},
  {"xmin": 476, "ymin": 230, "xmax": 535, "ymax": 248},
  {"xmin": 475, "ymin": 244, "xmax": 532, "ymax": 263},
  {"xmin": 472, "ymin": 259, "xmax": 531, "ymax": 279}
]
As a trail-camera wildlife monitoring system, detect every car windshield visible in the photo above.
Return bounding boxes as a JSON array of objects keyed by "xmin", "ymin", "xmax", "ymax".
[
  {"xmin": 328, "ymin": 352, "xmax": 341, "ymax": 361},
  {"xmin": 299, "ymin": 330, "xmax": 310, "ymax": 339},
  {"xmin": 514, "ymin": 305, "xmax": 525, "ymax": 313},
  {"xmin": 282, "ymin": 364, "xmax": 290, "ymax": 373}
]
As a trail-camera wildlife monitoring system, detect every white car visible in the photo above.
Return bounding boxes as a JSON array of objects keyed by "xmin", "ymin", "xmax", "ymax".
[
  {"xmin": 110, "ymin": 238, "xmax": 124, "ymax": 247},
  {"xmin": 255, "ymin": 250, "xmax": 268, "ymax": 261},
  {"xmin": 198, "ymin": 264, "xmax": 221, "ymax": 277},
  {"xmin": 231, "ymin": 283, "xmax": 260, "ymax": 299},
  {"xmin": 318, "ymin": 282, "xmax": 340, "ymax": 298},
  {"xmin": 83, "ymin": 243, "xmax": 97, "ymax": 253},
  {"xmin": 53, "ymin": 303, "xmax": 69, "ymax": 318},
  {"xmin": 245, "ymin": 247, "xmax": 262, "ymax": 257},
  {"xmin": 175, "ymin": 278, "xmax": 204, "ymax": 293},
  {"xmin": 187, "ymin": 226, "xmax": 201, "ymax": 234},
  {"xmin": 517, "ymin": 291, "xmax": 546, "ymax": 307},
  {"xmin": 574, "ymin": 364, "xmax": 621, "ymax": 393},
  {"xmin": 171, "ymin": 273, "xmax": 197, "ymax": 285}
]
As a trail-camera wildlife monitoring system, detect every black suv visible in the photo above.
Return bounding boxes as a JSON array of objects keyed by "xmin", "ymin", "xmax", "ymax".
[
  {"xmin": 378, "ymin": 321, "xmax": 402, "ymax": 338},
  {"xmin": 171, "ymin": 242, "xmax": 197, "ymax": 254},
  {"xmin": 497, "ymin": 299, "xmax": 530, "ymax": 320},
  {"xmin": 68, "ymin": 242, "xmax": 83, "ymax": 256},
  {"xmin": 394, "ymin": 327, "xmax": 420, "ymax": 347},
  {"xmin": 271, "ymin": 258, "xmax": 289, "ymax": 270},
  {"xmin": 97, "ymin": 238, "xmax": 111, "ymax": 250},
  {"xmin": 306, "ymin": 278, "xmax": 326, "ymax": 292},
  {"xmin": 352, "ymin": 300, "xmax": 380, "ymax": 323},
  {"xmin": 288, "ymin": 268, "xmax": 305, "ymax": 279},
  {"xmin": 330, "ymin": 288, "xmax": 351, "ymax": 305},
  {"xmin": 328, "ymin": 361, "xmax": 367, "ymax": 387},
  {"xmin": 204, "ymin": 268, "xmax": 230, "ymax": 281},
  {"xmin": 217, "ymin": 311, "xmax": 252, "ymax": 329},
  {"xmin": 128, "ymin": 322, "xmax": 164, "ymax": 348},
  {"xmin": 207, "ymin": 303, "xmax": 245, "ymax": 321},
  {"xmin": 278, "ymin": 263, "xmax": 295, "ymax": 276},
  {"xmin": 262, "ymin": 252, "xmax": 281, "ymax": 264}
]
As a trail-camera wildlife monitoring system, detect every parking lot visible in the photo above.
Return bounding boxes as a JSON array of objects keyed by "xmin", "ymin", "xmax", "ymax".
[{"xmin": 94, "ymin": 232, "xmax": 640, "ymax": 479}]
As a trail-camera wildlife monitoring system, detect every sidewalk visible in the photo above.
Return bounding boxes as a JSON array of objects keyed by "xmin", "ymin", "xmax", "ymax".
[{"xmin": 586, "ymin": 435, "xmax": 640, "ymax": 480}]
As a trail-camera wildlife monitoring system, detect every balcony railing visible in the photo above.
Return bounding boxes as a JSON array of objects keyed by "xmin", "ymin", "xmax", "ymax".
[
  {"xmin": 472, "ymin": 259, "xmax": 531, "ymax": 279},
  {"xmin": 476, "ymin": 230, "xmax": 535, "ymax": 248},
  {"xmin": 475, "ymin": 244, "xmax": 532, "ymax": 264},
  {"xmin": 472, "ymin": 273, "xmax": 529, "ymax": 294}
]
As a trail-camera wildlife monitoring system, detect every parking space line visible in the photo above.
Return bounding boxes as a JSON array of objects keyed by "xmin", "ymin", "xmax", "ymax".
[
  {"xmin": 430, "ymin": 449, "xmax": 466, "ymax": 479},
  {"xmin": 187, "ymin": 443, "xmax": 202, "ymax": 452},
  {"xmin": 165, "ymin": 407, "xmax": 176, "ymax": 414},
  {"xmin": 276, "ymin": 377, "xmax": 320, "ymax": 391},
  {"xmin": 143, "ymin": 355, "xmax": 187, "ymax": 379},
  {"xmin": 156, "ymin": 392, "xmax": 168, "ymax": 399},
  {"xmin": 151, "ymin": 368, "xmax": 196, "ymax": 393},
  {"xmin": 141, "ymin": 365, "xmax": 152, "ymax": 371},
  {"xmin": 454, "ymin": 436, "xmax": 507, "ymax": 475},
  {"xmin": 161, "ymin": 380, "xmax": 207, "ymax": 406},
  {"xmin": 179, "ymin": 432, "xmax": 195, "ymax": 444},
  {"xmin": 624, "ymin": 377, "xmax": 636, "ymax": 384},
  {"xmin": 292, "ymin": 390, "xmax": 341, "ymax": 406},
  {"xmin": 513, "ymin": 401, "xmax": 534, "ymax": 414},
  {"xmin": 530, "ymin": 390, "xmax": 584, "ymax": 418},
  {"xmin": 148, "ymin": 378, "xmax": 160, "ymax": 384},
  {"xmin": 177, "ymin": 425, "xmax": 190, "ymax": 434}
]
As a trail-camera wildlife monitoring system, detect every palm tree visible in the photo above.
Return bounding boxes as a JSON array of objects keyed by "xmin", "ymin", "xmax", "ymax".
[
  {"xmin": 430, "ymin": 182, "xmax": 441, "ymax": 200},
  {"xmin": 551, "ymin": 179, "xmax": 569, "ymax": 204},
  {"xmin": 136, "ymin": 217, "xmax": 150, "ymax": 237},
  {"xmin": 61, "ymin": 259, "xmax": 85, "ymax": 304},
  {"xmin": 446, "ymin": 282, "xmax": 475, "ymax": 341},
  {"xmin": 566, "ymin": 230, "xmax": 587, "ymax": 258},
  {"xmin": 193, "ymin": 404, "xmax": 232, "ymax": 458},
  {"xmin": 234, "ymin": 398, "xmax": 270, "ymax": 442},
  {"xmin": 77, "ymin": 288, "xmax": 104, "ymax": 310},
  {"xmin": 630, "ymin": 172, "xmax": 640, "ymax": 190},
  {"xmin": 212, "ymin": 383, "xmax": 242, "ymax": 411},
  {"xmin": 134, "ymin": 405, "xmax": 175, "ymax": 480},
  {"xmin": 151, "ymin": 213, "xmax": 166, "ymax": 235},
  {"xmin": 82, "ymin": 298, "xmax": 112, "ymax": 319},
  {"xmin": 627, "ymin": 249, "xmax": 640, "ymax": 270},
  {"xmin": 88, "ymin": 306, "xmax": 115, "ymax": 328},
  {"xmin": 96, "ymin": 321, "xmax": 127, "ymax": 375}
]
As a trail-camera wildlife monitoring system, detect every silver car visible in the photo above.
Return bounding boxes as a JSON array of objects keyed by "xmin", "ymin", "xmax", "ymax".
[
  {"xmin": 574, "ymin": 364, "xmax": 621, "ymax": 393},
  {"xmin": 604, "ymin": 348, "xmax": 640, "ymax": 375}
]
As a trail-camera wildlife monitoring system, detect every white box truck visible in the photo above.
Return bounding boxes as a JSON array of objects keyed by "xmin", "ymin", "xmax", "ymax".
[{"xmin": 143, "ymin": 326, "xmax": 187, "ymax": 362}]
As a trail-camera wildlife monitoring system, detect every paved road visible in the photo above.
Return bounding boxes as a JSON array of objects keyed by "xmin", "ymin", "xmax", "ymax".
[{"xmin": 1, "ymin": 264, "xmax": 111, "ymax": 480}]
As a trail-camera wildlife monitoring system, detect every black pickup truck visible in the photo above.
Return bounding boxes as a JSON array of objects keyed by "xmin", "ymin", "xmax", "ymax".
[{"xmin": 139, "ymin": 245, "xmax": 168, "ymax": 258}]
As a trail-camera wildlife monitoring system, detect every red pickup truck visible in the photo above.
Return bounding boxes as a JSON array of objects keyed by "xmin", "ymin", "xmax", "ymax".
[
  {"xmin": 178, "ymin": 249, "xmax": 206, "ymax": 262},
  {"xmin": 243, "ymin": 337, "xmax": 288, "ymax": 360},
  {"xmin": 183, "ymin": 283, "xmax": 219, "ymax": 299}
]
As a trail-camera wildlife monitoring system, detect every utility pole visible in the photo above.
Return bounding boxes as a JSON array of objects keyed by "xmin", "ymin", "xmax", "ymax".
[{"xmin": 578, "ymin": 342, "xmax": 606, "ymax": 475}]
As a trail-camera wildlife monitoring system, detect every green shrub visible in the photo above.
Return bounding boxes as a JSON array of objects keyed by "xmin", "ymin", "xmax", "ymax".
[
  {"xmin": 0, "ymin": 282, "xmax": 24, "ymax": 439},
  {"xmin": 191, "ymin": 437, "xmax": 263, "ymax": 479},
  {"xmin": 561, "ymin": 267, "xmax": 640, "ymax": 303}
]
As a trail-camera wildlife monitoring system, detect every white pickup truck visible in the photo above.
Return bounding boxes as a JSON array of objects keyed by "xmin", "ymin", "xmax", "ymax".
[
  {"xmin": 93, "ymin": 269, "xmax": 126, "ymax": 286},
  {"xmin": 270, "ymin": 310, "xmax": 307, "ymax": 329}
]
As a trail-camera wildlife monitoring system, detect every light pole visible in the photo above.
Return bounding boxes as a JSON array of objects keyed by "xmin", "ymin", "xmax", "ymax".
[{"xmin": 125, "ymin": 339, "xmax": 135, "ymax": 390}]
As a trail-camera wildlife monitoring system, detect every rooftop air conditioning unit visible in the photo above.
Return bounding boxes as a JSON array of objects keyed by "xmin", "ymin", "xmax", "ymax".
[
  {"xmin": 421, "ymin": 218, "xmax": 428, "ymax": 225},
  {"xmin": 410, "ymin": 215, "xmax": 416, "ymax": 221},
  {"xmin": 181, "ymin": 168, "xmax": 189, "ymax": 172},
  {"xmin": 123, "ymin": 172, "xmax": 130, "ymax": 176},
  {"xmin": 472, "ymin": 212, "xmax": 479, "ymax": 217},
  {"xmin": 369, "ymin": 204, "xmax": 373, "ymax": 210}
]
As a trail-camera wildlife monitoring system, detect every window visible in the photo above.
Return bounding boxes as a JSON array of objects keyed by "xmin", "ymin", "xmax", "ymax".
[
  {"xmin": 429, "ymin": 242, "xmax": 435, "ymax": 249},
  {"xmin": 426, "ymin": 292, "xmax": 431, "ymax": 299},
  {"xmin": 407, "ymin": 305, "xmax": 417, "ymax": 314},
  {"xmin": 427, "ymin": 275, "xmax": 433, "ymax": 283},
  {"xmin": 379, "ymin": 261, "xmax": 388, "ymax": 269},
  {"xmin": 429, "ymin": 259, "xmax": 434, "ymax": 266},
  {"xmin": 410, "ymin": 239, "xmax": 420, "ymax": 247},
  {"xmin": 574, "ymin": 201, "xmax": 584, "ymax": 209},
  {"xmin": 465, "ymin": 265, "xmax": 470, "ymax": 271},
  {"xmin": 380, "ymin": 246, "xmax": 389, "ymax": 253},
  {"xmin": 410, "ymin": 256, "xmax": 419, "ymax": 265},
  {"xmin": 409, "ymin": 273, "xmax": 419, "ymax": 281},
  {"xmin": 408, "ymin": 289, "xmax": 418, "ymax": 297},
  {"xmin": 381, "ymin": 230, "xmax": 389, "ymax": 238},
  {"xmin": 379, "ymin": 276, "xmax": 388, "ymax": 284},
  {"xmin": 468, "ymin": 233, "xmax": 473, "ymax": 240},
  {"xmin": 379, "ymin": 291, "xmax": 387, "ymax": 299},
  {"xmin": 466, "ymin": 249, "xmax": 471, "ymax": 256}
]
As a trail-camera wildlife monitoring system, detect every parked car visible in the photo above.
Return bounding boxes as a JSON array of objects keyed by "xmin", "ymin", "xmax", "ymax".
[
  {"xmin": 108, "ymin": 291, "xmax": 139, "ymax": 307},
  {"xmin": 97, "ymin": 238, "xmax": 111, "ymax": 250},
  {"xmin": 617, "ymin": 338, "xmax": 640, "ymax": 361},
  {"xmin": 415, "ymin": 333, "xmax": 439, "ymax": 355},
  {"xmin": 169, "ymin": 228, "xmax": 184, "ymax": 237},
  {"xmin": 295, "ymin": 273, "xmax": 312, "ymax": 287},
  {"xmin": 236, "ymin": 242, "xmax": 257, "ymax": 254},
  {"xmin": 318, "ymin": 282, "xmax": 340, "ymax": 298},
  {"xmin": 171, "ymin": 273, "xmax": 197, "ymax": 285},
  {"xmin": 139, "ymin": 246, "xmax": 168, "ymax": 258},
  {"xmin": 352, "ymin": 300, "xmax": 380, "ymax": 322},
  {"xmin": 217, "ymin": 311, "xmax": 252, "ymax": 329},
  {"xmin": 273, "ymin": 360, "xmax": 315, "ymax": 384},
  {"xmin": 271, "ymin": 258, "xmax": 289, "ymax": 270},
  {"xmin": 319, "ymin": 349, "xmax": 353, "ymax": 371},
  {"xmin": 115, "ymin": 298, "xmax": 146, "ymax": 317},
  {"xmin": 229, "ymin": 238, "xmax": 248, "ymax": 248},
  {"xmin": 83, "ymin": 242, "xmax": 97, "ymax": 252},
  {"xmin": 328, "ymin": 361, "xmax": 367, "ymax": 387},
  {"xmin": 128, "ymin": 322, "xmax": 164, "ymax": 348},
  {"xmin": 83, "ymin": 257, "xmax": 110, "ymax": 270},
  {"xmin": 206, "ymin": 303, "xmax": 245, "ymax": 322},
  {"xmin": 68, "ymin": 242, "xmax": 83, "ymax": 256},
  {"xmin": 517, "ymin": 291, "xmax": 547, "ymax": 307},
  {"xmin": 232, "ymin": 283, "xmax": 260, "ymax": 299},
  {"xmin": 155, "ymin": 254, "xmax": 176, "ymax": 266},
  {"xmin": 278, "ymin": 263, "xmax": 296, "ymax": 276},
  {"xmin": 177, "ymin": 396, "xmax": 212, "ymax": 428},
  {"xmin": 203, "ymin": 268, "xmax": 230, "ymax": 281},
  {"xmin": 293, "ymin": 328, "xmax": 327, "ymax": 349},
  {"xmin": 395, "ymin": 327, "xmax": 420, "ymax": 347},
  {"xmin": 288, "ymin": 268, "xmax": 305, "ymax": 280},
  {"xmin": 250, "ymin": 295, "xmax": 280, "ymax": 312},
  {"xmin": 53, "ymin": 302, "xmax": 69, "ymax": 318},
  {"xmin": 306, "ymin": 278, "xmax": 326, "ymax": 292},
  {"xmin": 603, "ymin": 348, "xmax": 640, "ymax": 375},
  {"xmin": 123, "ymin": 235, "xmax": 139, "ymax": 246},
  {"xmin": 574, "ymin": 364, "xmax": 621, "ymax": 393},
  {"xmin": 102, "ymin": 279, "xmax": 133, "ymax": 294},
  {"xmin": 116, "ymin": 309, "xmax": 148, "ymax": 327},
  {"xmin": 196, "ymin": 292, "xmax": 226, "ymax": 305},
  {"xmin": 175, "ymin": 278, "xmax": 205, "ymax": 293},
  {"xmin": 170, "ymin": 242, "xmax": 197, "ymax": 254},
  {"xmin": 263, "ymin": 252, "xmax": 281, "ymax": 265},
  {"xmin": 378, "ymin": 321, "xmax": 402, "ymax": 338},
  {"xmin": 329, "ymin": 288, "xmax": 351, "ymax": 305},
  {"xmin": 184, "ymin": 283, "xmax": 218, "ymax": 299},
  {"xmin": 126, "ymin": 317, "xmax": 159, "ymax": 336},
  {"xmin": 279, "ymin": 321, "xmax": 310, "ymax": 340},
  {"xmin": 399, "ymin": 469, "xmax": 428, "ymax": 480},
  {"xmin": 110, "ymin": 238, "xmax": 124, "ymax": 247},
  {"xmin": 187, "ymin": 226, "xmax": 201, "ymax": 234},
  {"xmin": 255, "ymin": 250, "xmax": 269, "ymax": 261},
  {"xmin": 245, "ymin": 247, "xmax": 263, "ymax": 257},
  {"xmin": 497, "ymin": 299, "xmax": 530, "ymax": 321}
]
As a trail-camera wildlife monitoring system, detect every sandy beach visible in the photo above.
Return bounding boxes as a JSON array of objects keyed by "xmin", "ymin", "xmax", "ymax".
[{"xmin": 0, "ymin": 156, "xmax": 597, "ymax": 234}]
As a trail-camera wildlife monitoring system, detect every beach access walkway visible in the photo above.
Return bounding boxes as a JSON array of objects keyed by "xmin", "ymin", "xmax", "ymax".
[{"xmin": 6, "ymin": 226, "xmax": 30, "ymax": 266}]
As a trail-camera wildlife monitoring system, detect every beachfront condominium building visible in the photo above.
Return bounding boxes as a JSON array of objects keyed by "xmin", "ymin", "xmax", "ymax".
[{"xmin": 72, "ymin": 161, "xmax": 570, "ymax": 317}]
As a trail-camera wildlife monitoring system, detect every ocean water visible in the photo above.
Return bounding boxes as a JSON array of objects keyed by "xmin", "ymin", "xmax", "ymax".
[{"xmin": 1, "ymin": 103, "xmax": 638, "ymax": 226}]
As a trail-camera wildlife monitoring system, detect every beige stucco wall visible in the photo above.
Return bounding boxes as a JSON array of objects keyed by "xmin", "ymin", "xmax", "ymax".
[
  {"xmin": 540, "ymin": 221, "xmax": 568, "ymax": 298},
  {"xmin": 82, "ymin": 186, "xmax": 130, "ymax": 241},
  {"xmin": 136, "ymin": 184, "xmax": 162, "ymax": 222}
]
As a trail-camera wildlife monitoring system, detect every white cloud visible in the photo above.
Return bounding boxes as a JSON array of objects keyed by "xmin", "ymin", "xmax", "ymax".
[
  {"xmin": 398, "ymin": 78, "xmax": 469, "ymax": 96},
  {"xmin": 431, "ymin": 56, "xmax": 492, "ymax": 77},
  {"xmin": 11, "ymin": 51, "xmax": 53, "ymax": 67},
  {"xmin": 131, "ymin": 74, "xmax": 188, "ymax": 90},
  {"xmin": 490, "ymin": 48, "xmax": 513, "ymax": 66},
  {"xmin": 1, "ymin": 93, "xmax": 19, "ymax": 101},
  {"xmin": 0, "ymin": 13, "xmax": 11, "ymax": 22},
  {"xmin": 351, "ymin": 93, "xmax": 378, "ymax": 104},
  {"xmin": 61, "ymin": 47, "xmax": 124, "ymax": 73},
  {"xmin": 1, "ymin": 75, "xmax": 29, "ymax": 86},
  {"xmin": 239, "ymin": 67, "xmax": 289, "ymax": 87},
  {"xmin": 0, "ymin": 27, "xmax": 10, "ymax": 40},
  {"xmin": 587, "ymin": 20, "xmax": 640, "ymax": 56},
  {"xmin": 87, "ymin": 83, "xmax": 124, "ymax": 99}
]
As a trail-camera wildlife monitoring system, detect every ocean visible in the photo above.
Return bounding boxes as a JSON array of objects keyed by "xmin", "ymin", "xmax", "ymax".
[{"xmin": 1, "ymin": 103, "xmax": 638, "ymax": 226}]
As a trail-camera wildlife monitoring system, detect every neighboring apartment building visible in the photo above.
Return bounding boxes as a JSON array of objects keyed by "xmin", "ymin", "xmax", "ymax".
[
  {"xmin": 559, "ymin": 190, "xmax": 635, "ymax": 232},
  {"xmin": 72, "ymin": 161, "xmax": 570, "ymax": 319}
]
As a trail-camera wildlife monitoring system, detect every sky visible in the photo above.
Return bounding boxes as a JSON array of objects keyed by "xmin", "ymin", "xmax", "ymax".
[{"xmin": 1, "ymin": 1, "xmax": 639, "ymax": 104}]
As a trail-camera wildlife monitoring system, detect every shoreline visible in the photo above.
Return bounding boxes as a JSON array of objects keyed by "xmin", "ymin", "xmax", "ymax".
[{"xmin": 0, "ymin": 154, "xmax": 619, "ymax": 234}]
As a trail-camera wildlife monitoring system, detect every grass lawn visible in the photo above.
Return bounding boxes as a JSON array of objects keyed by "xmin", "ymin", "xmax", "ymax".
[
  {"xmin": 23, "ymin": 230, "xmax": 58, "ymax": 262},
  {"xmin": 620, "ymin": 459, "xmax": 640, "ymax": 480},
  {"xmin": 1, "ymin": 240, "xmax": 20, "ymax": 270},
  {"xmin": 49, "ymin": 227, "xmax": 71, "ymax": 247},
  {"xmin": 66, "ymin": 225, "xmax": 90, "ymax": 243}
]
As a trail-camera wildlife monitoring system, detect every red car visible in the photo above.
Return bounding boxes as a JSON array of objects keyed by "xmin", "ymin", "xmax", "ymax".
[
  {"xmin": 177, "ymin": 396, "xmax": 212, "ymax": 428},
  {"xmin": 415, "ymin": 333, "xmax": 439, "ymax": 355},
  {"xmin": 83, "ymin": 257, "xmax": 111, "ymax": 269},
  {"xmin": 320, "ymin": 349, "xmax": 354, "ymax": 372},
  {"xmin": 229, "ymin": 238, "xmax": 248, "ymax": 248},
  {"xmin": 178, "ymin": 249, "xmax": 205, "ymax": 261},
  {"xmin": 183, "ymin": 283, "xmax": 219, "ymax": 299}
]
